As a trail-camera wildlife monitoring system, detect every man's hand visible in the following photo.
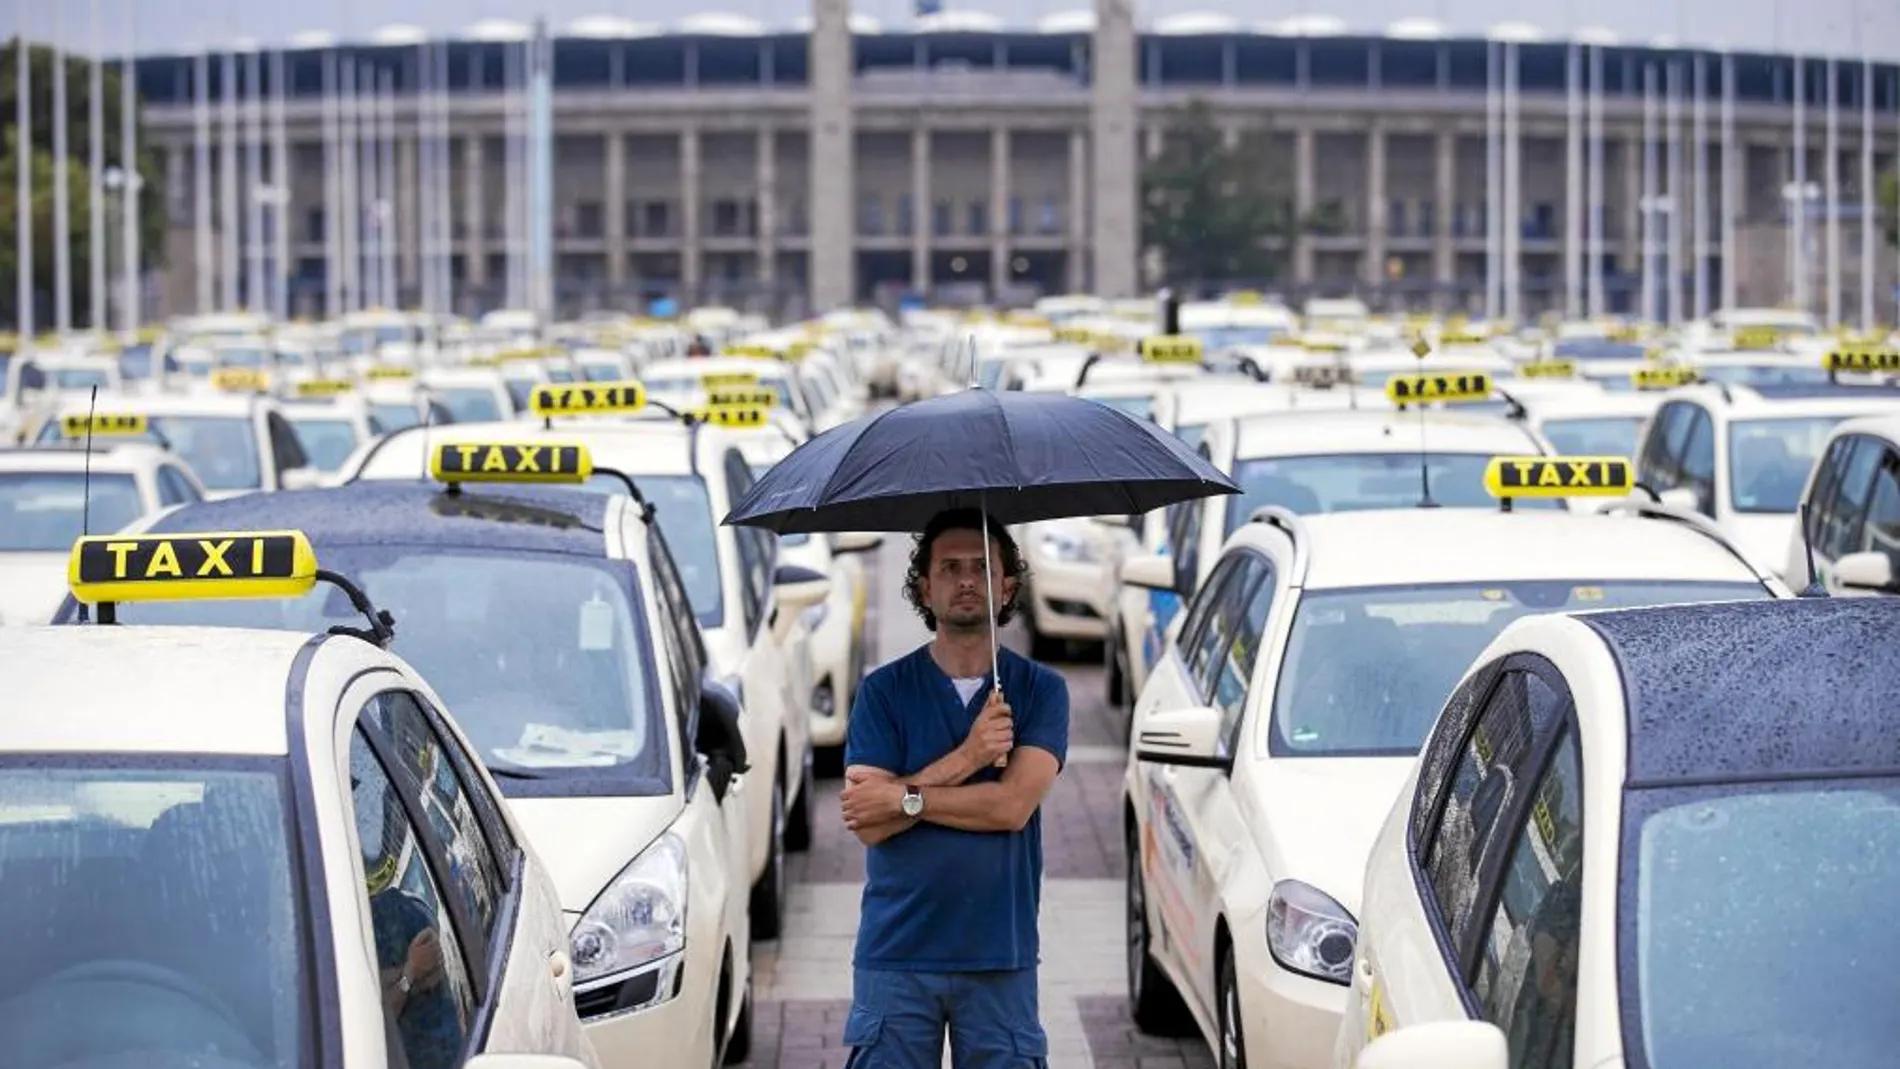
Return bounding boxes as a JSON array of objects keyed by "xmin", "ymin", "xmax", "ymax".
[
  {"xmin": 841, "ymin": 768, "xmax": 907, "ymax": 834},
  {"xmin": 960, "ymin": 690, "xmax": 1014, "ymax": 768},
  {"xmin": 404, "ymin": 928, "xmax": 445, "ymax": 991}
]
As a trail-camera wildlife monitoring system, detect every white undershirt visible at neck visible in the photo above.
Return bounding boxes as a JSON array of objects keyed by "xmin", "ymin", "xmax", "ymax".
[{"xmin": 951, "ymin": 676, "xmax": 986, "ymax": 706}]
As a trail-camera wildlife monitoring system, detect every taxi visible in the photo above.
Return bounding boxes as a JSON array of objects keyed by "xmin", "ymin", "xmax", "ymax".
[
  {"xmin": 35, "ymin": 389, "xmax": 324, "ymax": 497},
  {"xmin": 1118, "ymin": 457, "xmax": 1786, "ymax": 1069},
  {"xmin": 1783, "ymin": 411, "xmax": 1900, "ymax": 593},
  {"xmin": 23, "ymin": 529, "xmax": 600, "ymax": 1069},
  {"xmin": 421, "ymin": 367, "xmax": 519, "ymax": 423},
  {"xmin": 1631, "ymin": 379, "xmax": 1900, "ymax": 574},
  {"xmin": 281, "ymin": 380, "xmax": 381, "ymax": 475},
  {"xmin": 335, "ymin": 386, "xmax": 826, "ymax": 939},
  {"xmin": 0, "ymin": 428, "xmax": 207, "ymax": 624},
  {"xmin": 56, "ymin": 447, "xmax": 758, "ymax": 1068},
  {"xmin": 639, "ymin": 356, "xmax": 817, "ymax": 432},
  {"xmin": 1336, "ymin": 596, "xmax": 1899, "ymax": 1069}
]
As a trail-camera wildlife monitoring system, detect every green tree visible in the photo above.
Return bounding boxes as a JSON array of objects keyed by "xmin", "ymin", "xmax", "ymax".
[
  {"xmin": 1140, "ymin": 98, "xmax": 1300, "ymax": 291},
  {"xmin": 0, "ymin": 38, "xmax": 167, "ymax": 329}
]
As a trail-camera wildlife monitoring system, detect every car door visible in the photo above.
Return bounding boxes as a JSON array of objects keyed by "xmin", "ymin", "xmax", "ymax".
[
  {"xmin": 1135, "ymin": 553, "xmax": 1255, "ymax": 1004},
  {"xmin": 1172, "ymin": 553, "xmax": 1278, "ymax": 1015},
  {"xmin": 724, "ymin": 450, "xmax": 808, "ymax": 797},
  {"xmin": 343, "ymin": 679, "xmax": 591, "ymax": 1063},
  {"xmin": 1355, "ymin": 658, "xmax": 1570, "ymax": 1048}
]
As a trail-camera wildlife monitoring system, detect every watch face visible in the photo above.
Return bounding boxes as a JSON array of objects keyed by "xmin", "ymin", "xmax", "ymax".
[{"xmin": 902, "ymin": 791, "xmax": 923, "ymax": 816}]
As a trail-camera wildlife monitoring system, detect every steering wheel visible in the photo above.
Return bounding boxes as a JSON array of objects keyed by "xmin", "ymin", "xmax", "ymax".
[{"xmin": 35, "ymin": 959, "xmax": 250, "ymax": 1036}]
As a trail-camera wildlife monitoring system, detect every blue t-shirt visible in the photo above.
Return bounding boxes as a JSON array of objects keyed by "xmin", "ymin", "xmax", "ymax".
[{"xmin": 845, "ymin": 644, "xmax": 1070, "ymax": 972}]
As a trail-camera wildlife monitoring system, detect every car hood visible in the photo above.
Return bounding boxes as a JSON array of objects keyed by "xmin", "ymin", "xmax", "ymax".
[
  {"xmin": 0, "ymin": 553, "xmax": 73, "ymax": 625},
  {"xmin": 506, "ymin": 794, "xmax": 682, "ymax": 915},
  {"xmin": 1250, "ymin": 756, "xmax": 1416, "ymax": 916}
]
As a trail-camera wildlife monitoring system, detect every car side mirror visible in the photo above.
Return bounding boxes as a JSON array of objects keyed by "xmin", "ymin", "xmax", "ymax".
[
  {"xmin": 1091, "ymin": 514, "xmax": 1137, "ymax": 531},
  {"xmin": 696, "ymin": 677, "xmax": 749, "ymax": 803},
  {"xmin": 829, "ymin": 531, "xmax": 884, "ymax": 555},
  {"xmin": 1355, "ymin": 1021, "xmax": 1508, "ymax": 1069},
  {"xmin": 774, "ymin": 562, "xmax": 833, "ymax": 612},
  {"xmin": 1134, "ymin": 705, "xmax": 1230, "ymax": 771},
  {"xmin": 1119, "ymin": 554, "xmax": 1175, "ymax": 593},
  {"xmin": 1833, "ymin": 550, "xmax": 1896, "ymax": 591},
  {"xmin": 1657, "ymin": 486, "xmax": 1699, "ymax": 512}
]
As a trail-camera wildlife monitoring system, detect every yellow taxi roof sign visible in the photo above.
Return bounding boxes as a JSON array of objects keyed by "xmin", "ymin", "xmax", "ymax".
[
  {"xmin": 1053, "ymin": 326, "xmax": 1094, "ymax": 344},
  {"xmin": 1518, "ymin": 359, "xmax": 1577, "ymax": 380},
  {"xmin": 701, "ymin": 371, "xmax": 759, "ymax": 389},
  {"xmin": 1824, "ymin": 348, "xmax": 1900, "ymax": 373},
  {"xmin": 528, "ymin": 381, "xmax": 647, "ymax": 418},
  {"xmin": 1484, "ymin": 456, "xmax": 1634, "ymax": 499},
  {"xmin": 68, "ymin": 530, "xmax": 319, "ymax": 604},
  {"xmin": 692, "ymin": 405, "xmax": 770, "ymax": 429},
  {"xmin": 1632, "ymin": 365, "xmax": 1698, "ymax": 390},
  {"xmin": 706, "ymin": 385, "xmax": 779, "ymax": 409},
  {"xmin": 296, "ymin": 378, "xmax": 356, "ymax": 397},
  {"xmin": 1385, "ymin": 371, "xmax": 1493, "ymax": 404},
  {"xmin": 212, "ymin": 367, "xmax": 270, "ymax": 393},
  {"xmin": 723, "ymin": 343, "xmax": 780, "ymax": 360},
  {"xmin": 61, "ymin": 413, "xmax": 149, "ymax": 437},
  {"xmin": 365, "ymin": 365, "xmax": 417, "ymax": 380},
  {"xmin": 1732, "ymin": 326, "xmax": 1784, "ymax": 351},
  {"xmin": 1139, "ymin": 335, "xmax": 1204, "ymax": 364},
  {"xmin": 430, "ymin": 442, "xmax": 593, "ymax": 485}
]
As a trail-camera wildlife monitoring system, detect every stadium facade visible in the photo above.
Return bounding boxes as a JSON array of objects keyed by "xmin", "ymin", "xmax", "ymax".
[{"xmin": 127, "ymin": 8, "xmax": 1900, "ymax": 320}]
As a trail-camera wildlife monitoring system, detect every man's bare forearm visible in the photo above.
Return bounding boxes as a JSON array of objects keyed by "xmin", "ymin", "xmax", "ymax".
[
  {"xmin": 851, "ymin": 811, "xmax": 917, "ymax": 846},
  {"xmin": 918, "ymin": 781, "xmax": 1029, "ymax": 833}
]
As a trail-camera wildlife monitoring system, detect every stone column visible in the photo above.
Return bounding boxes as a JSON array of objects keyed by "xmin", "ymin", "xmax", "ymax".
[
  {"xmin": 605, "ymin": 131, "xmax": 627, "ymax": 291},
  {"xmin": 1294, "ymin": 126, "xmax": 1316, "ymax": 285},
  {"xmin": 912, "ymin": 126, "xmax": 931, "ymax": 293},
  {"xmin": 758, "ymin": 126, "xmax": 778, "ymax": 289},
  {"xmin": 808, "ymin": 0, "xmax": 855, "ymax": 309},
  {"xmin": 1068, "ymin": 127, "xmax": 1088, "ymax": 292},
  {"xmin": 1090, "ymin": 0, "xmax": 1139, "ymax": 297},
  {"xmin": 464, "ymin": 134, "xmax": 487, "ymax": 289},
  {"xmin": 1433, "ymin": 130, "xmax": 1455, "ymax": 296},
  {"xmin": 681, "ymin": 126, "xmax": 702, "ymax": 304},
  {"xmin": 990, "ymin": 127, "xmax": 1011, "ymax": 301}
]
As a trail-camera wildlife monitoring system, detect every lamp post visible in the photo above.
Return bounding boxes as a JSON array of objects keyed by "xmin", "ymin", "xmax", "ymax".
[{"xmin": 102, "ymin": 166, "xmax": 144, "ymax": 335}]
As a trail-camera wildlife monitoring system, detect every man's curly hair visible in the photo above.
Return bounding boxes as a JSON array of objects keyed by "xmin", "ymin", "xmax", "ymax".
[{"xmin": 904, "ymin": 509, "xmax": 1031, "ymax": 632}]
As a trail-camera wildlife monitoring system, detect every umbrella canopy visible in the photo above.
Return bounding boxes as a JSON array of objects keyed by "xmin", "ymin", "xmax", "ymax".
[{"xmin": 722, "ymin": 387, "xmax": 1238, "ymax": 534}]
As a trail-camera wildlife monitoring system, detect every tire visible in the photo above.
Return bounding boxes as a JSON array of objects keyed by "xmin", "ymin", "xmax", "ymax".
[
  {"xmin": 1105, "ymin": 635, "xmax": 1128, "ymax": 708},
  {"xmin": 749, "ymin": 774, "xmax": 787, "ymax": 940},
  {"xmin": 785, "ymin": 750, "xmax": 815, "ymax": 853},
  {"xmin": 1126, "ymin": 825, "xmax": 1196, "ymax": 1036},
  {"xmin": 721, "ymin": 971, "xmax": 754, "ymax": 1065},
  {"xmin": 1216, "ymin": 949, "xmax": 1247, "ymax": 1069}
]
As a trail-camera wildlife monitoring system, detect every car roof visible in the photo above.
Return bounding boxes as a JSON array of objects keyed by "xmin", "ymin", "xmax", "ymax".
[
  {"xmin": 0, "ymin": 626, "xmax": 308, "ymax": 755},
  {"xmin": 1825, "ymin": 412, "xmax": 1900, "ymax": 443},
  {"xmin": 1287, "ymin": 508, "xmax": 1764, "ymax": 590},
  {"xmin": 1230, "ymin": 409, "xmax": 1542, "ymax": 459},
  {"xmin": 644, "ymin": 356, "xmax": 794, "ymax": 378},
  {"xmin": 146, "ymin": 482, "xmax": 615, "ymax": 557},
  {"xmin": 51, "ymin": 393, "xmax": 260, "ymax": 417},
  {"xmin": 1578, "ymin": 598, "xmax": 1900, "ymax": 787},
  {"xmin": 1667, "ymin": 383, "xmax": 1900, "ymax": 414},
  {"xmin": 0, "ymin": 444, "xmax": 170, "ymax": 472},
  {"xmin": 1526, "ymin": 392, "xmax": 1661, "ymax": 421},
  {"xmin": 353, "ymin": 419, "xmax": 705, "ymax": 480}
]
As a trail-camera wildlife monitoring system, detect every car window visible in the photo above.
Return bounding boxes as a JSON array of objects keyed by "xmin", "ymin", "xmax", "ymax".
[
  {"xmin": 1680, "ymin": 409, "xmax": 1715, "ymax": 516},
  {"xmin": 1804, "ymin": 435, "xmax": 1855, "ymax": 554},
  {"xmin": 349, "ymin": 728, "xmax": 476, "ymax": 1069},
  {"xmin": 1192, "ymin": 554, "xmax": 1264, "ymax": 700},
  {"xmin": 1638, "ymin": 403, "xmax": 1686, "ymax": 488},
  {"xmin": 288, "ymin": 417, "xmax": 362, "ymax": 473},
  {"xmin": 267, "ymin": 412, "xmax": 309, "ymax": 473},
  {"xmin": 161, "ymin": 464, "xmax": 203, "ymax": 504},
  {"xmin": 1729, "ymin": 415, "xmax": 1846, "ymax": 514},
  {"xmin": 1538, "ymin": 416, "xmax": 1645, "ymax": 459},
  {"xmin": 1818, "ymin": 435, "xmax": 1882, "ymax": 559},
  {"xmin": 1166, "ymin": 499, "xmax": 1203, "ymax": 595},
  {"xmin": 1411, "ymin": 660, "xmax": 1507, "ymax": 847},
  {"xmin": 1470, "ymin": 731, "xmax": 1584, "ymax": 1069},
  {"xmin": 1218, "ymin": 563, "xmax": 1277, "ymax": 754},
  {"xmin": 1423, "ymin": 669, "xmax": 1568, "ymax": 962},
  {"xmin": 1226, "ymin": 453, "xmax": 1563, "ymax": 527},
  {"xmin": 0, "ymin": 472, "xmax": 144, "ymax": 549},
  {"xmin": 362, "ymin": 692, "xmax": 509, "ymax": 946},
  {"xmin": 1174, "ymin": 554, "xmax": 1241, "ymax": 663}
]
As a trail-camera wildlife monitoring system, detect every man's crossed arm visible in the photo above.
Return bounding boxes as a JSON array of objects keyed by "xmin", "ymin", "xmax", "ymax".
[{"xmin": 840, "ymin": 746, "xmax": 1061, "ymax": 845}]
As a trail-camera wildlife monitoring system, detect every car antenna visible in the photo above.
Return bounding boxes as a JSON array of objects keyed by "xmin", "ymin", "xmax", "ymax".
[
  {"xmin": 417, "ymin": 388, "xmax": 435, "ymax": 487},
  {"xmin": 76, "ymin": 385, "xmax": 99, "ymax": 624},
  {"xmin": 1797, "ymin": 501, "xmax": 1829, "ymax": 598},
  {"xmin": 1410, "ymin": 341, "xmax": 1438, "ymax": 508}
]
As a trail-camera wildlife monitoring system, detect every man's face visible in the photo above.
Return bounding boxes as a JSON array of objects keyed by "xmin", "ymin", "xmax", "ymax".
[{"xmin": 919, "ymin": 527, "xmax": 1016, "ymax": 632}]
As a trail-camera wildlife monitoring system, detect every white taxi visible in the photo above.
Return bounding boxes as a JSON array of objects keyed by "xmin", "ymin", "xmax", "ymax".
[
  {"xmin": 1784, "ymin": 411, "xmax": 1900, "ymax": 593},
  {"xmin": 1119, "ymin": 458, "xmax": 1784, "ymax": 1069},
  {"xmin": 20, "ymin": 529, "xmax": 599, "ymax": 1069},
  {"xmin": 0, "ymin": 429, "xmax": 207, "ymax": 623},
  {"xmin": 35, "ymin": 390, "xmax": 324, "ymax": 498},
  {"xmin": 1336, "ymin": 595, "xmax": 1897, "ymax": 1069},
  {"xmin": 337, "ymin": 388, "xmax": 825, "ymax": 940},
  {"xmin": 280, "ymin": 381, "xmax": 381, "ymax": 475}
]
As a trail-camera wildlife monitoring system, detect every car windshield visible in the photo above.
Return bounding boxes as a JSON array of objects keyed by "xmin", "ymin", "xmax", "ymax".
[
  {"xmin": 503, "ymin": 379, "xmax": 536, "ymax": 411},
  {"xmin": 1194, "ymin": 326, "xmax": 1287, "ymax": 348},
  {"xmin": 287, "ymin": 418, "xmax": 360, "ymax": 473},
  {"xmin": 1698, "ymin": 364, "xmax": 1835, "ymax": 388},
  {"xmin": 118, "ymin": 347, "xmax": 155, "ymax": 381},
  {"xmin": 0, "ymin": 763, "xmax": 308, "ymax": 1068},
  {"xmin": 579, "ymin": 473, "xmax": 725, "ymax": 630},
  {"xmin": 1728, "ymin": 416, "xmax": 1846, "ymax": 514},
  {"xmin": 53, "ymin": 368, "xmax": 111, "ymax": 390},
  {"xmin": 0, "ymin": 473, "xmax": 143, "ymax": 550},
  {"xmin": 1540, "ymin": 416, "xmax": 1647, "ymax": 458},
  {"xmin": 433, "ymin": 386, "xmax": 506, "ymax": 423},
  {"xmin": 580, "ymin": 363, "xmax": 622, "ymax": 382},
  {"xmin": 1626, "ymin": 780, "xmax": 1900, "ymax": 1069},
  {"xmin": 642, "ymin": 374, "xmax": 795, "ymax": 411},
  {"xmin": 34, "ymin": 416, "xmax": 259, "ymax": 493},
  {"xmin": 1270, "ymin": 580, "xmax": 1768, "ymax": 756},
  {"xmin": 1175, "ymin": 422, "xmax": 1206, "ymax": 451},
  {"xmin": 1091, "ymin": 395, "xmax": 1155, "ymax": 420},
  {"xmin": 1226, "ymin": 453, "xmax": 1562, "ymax": 532},
  {"xmin": 216, "ymin": 348, "xmax": 268, "ymax": 369},
  {"xmin": 108, "ymin": 547, "xmax": 669, "ymax": 790},
  {"xmin": 371, "ymin": 404, "xmax": 422, "ymax": 432}
]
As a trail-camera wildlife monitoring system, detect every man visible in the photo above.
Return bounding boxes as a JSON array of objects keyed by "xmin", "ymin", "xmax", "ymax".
[{"xmin": 838, "ymin": 508, "xmax": 1071, "ymax": 1068}]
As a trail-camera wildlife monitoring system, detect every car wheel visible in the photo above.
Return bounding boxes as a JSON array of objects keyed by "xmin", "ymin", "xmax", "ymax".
[
  {"xmin": 1127, "ymin": 824, "xmax": 1195, "ymax": 1036},
  {"xmin": 1106, "ymin": 635, "xmax": 1128, "ymax": 707},
  {"xmin": 749, "ymin": 774, "xmax": 787, "ymax": 940},
  {"xmin": 721, "ymin": 971, "xmax": 754, "ymax": 1065},
  {"xmin": 785, "ymin": 750, "xmax": 814, "ymax": 852},
  {"xmin": 1217, "ymin": 949, "xmax": 1247, "ymax": 1069}
]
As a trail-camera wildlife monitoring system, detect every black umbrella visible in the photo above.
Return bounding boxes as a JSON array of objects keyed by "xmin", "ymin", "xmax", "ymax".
[{"xmin": 723, "ymin": 386, "xmax": 1237, "ymax": 689}]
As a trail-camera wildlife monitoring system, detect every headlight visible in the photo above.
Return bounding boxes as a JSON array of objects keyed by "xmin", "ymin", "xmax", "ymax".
[
  {"xmin": 1038, "ymin": 530, "xmax": 1098, "ymax": 564},
  {"xmin": 1264, "ymin": 879, "xmax": 1358, "ymax": 985},
  {"xmin": 800, "ymin": 601, "xmax": 830, "ymax": 631},
  {"xmin": 571, "ymin": 832, "xmax": 688, "ymax": 991}
]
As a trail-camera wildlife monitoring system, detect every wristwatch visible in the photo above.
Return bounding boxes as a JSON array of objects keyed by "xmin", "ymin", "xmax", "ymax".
[
  {"xmin": 395, "ymin": 972, "xmax": 413, "ymax": 996},
  {"xmin": 900, "ymin": 784, "xmax": 924, "ymax": 818}
]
